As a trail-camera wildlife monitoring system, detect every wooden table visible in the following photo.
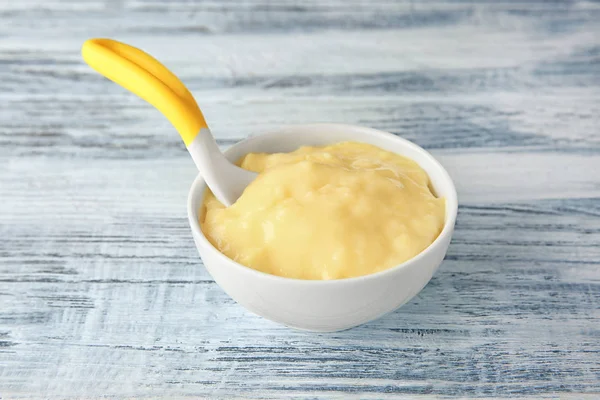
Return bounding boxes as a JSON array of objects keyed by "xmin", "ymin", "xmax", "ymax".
[{"xmin": 1, "ymin": 1, "xmax": 599, "ymax": 398}]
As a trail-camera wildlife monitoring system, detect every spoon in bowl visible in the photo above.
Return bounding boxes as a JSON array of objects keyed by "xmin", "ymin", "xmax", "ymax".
[{"xmin": 81, "ymin": 38, "xmax": 257, "ymax": 206}]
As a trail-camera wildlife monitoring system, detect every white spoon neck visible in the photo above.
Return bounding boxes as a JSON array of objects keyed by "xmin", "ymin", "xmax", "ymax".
[
  {"xmin": 187, "ymin": 128, "xmax": 223, "ymax": 169},
  {"xmin": 187, "ymin": 128, "xmax": 257, "ymax": 206}
]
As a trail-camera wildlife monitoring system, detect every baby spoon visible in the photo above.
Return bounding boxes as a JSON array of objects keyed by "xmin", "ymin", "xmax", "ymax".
[{"xmin": 81, "ymin": 38, "xmax": 257, "ymax": 206}]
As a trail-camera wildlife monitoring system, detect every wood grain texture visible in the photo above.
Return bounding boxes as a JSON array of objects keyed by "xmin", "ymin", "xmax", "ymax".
[{"xmin": 0, "ymin": 0, "xmax": 599, "ymax": 398}]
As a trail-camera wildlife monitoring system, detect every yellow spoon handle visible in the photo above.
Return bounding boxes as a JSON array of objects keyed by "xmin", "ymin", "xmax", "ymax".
[{"xmin": 81, "ymin": 38, "xmax": 207, "ymax": 146}]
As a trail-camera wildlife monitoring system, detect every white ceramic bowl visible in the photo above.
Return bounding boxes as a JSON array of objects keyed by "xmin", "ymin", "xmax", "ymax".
[{"xmin": 187, "ymin": 123, "xmax": 458, "ymax": 332}]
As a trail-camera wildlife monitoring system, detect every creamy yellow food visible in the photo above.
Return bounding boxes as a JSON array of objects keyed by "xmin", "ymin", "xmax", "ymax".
[{"xmin": 200, "ymin": 142, "xmax": 445, "ymax": 280}]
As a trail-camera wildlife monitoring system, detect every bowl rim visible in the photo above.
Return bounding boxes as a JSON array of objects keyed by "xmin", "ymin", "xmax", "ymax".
[{"xmin": 187, "ymin": 123, "xmax": 458, "ymax": 285}]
